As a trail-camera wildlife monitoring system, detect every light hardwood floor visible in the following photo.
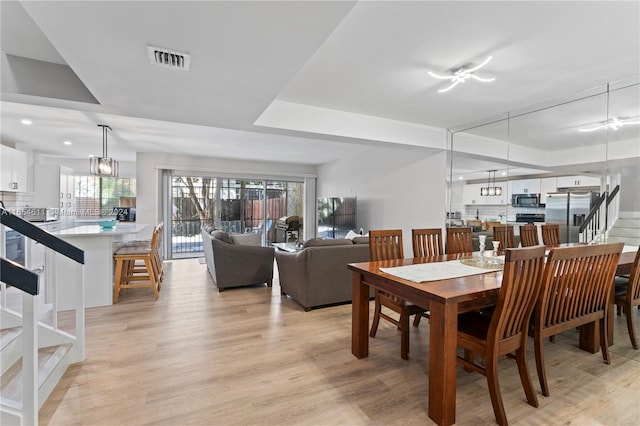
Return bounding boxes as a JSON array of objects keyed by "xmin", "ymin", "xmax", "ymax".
[{"xmin": 40, "ymin": 258, "xmax": 640, "ymax": 425}]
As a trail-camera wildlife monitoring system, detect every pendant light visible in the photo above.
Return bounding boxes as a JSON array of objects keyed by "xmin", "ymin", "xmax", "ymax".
[
  {"xmin": 481, "ymin": 170, "xmax": 502, "ymax": 196},
  {"xmin": 90, "ymin": 124, "xmax": 119, "ymax": 177}
]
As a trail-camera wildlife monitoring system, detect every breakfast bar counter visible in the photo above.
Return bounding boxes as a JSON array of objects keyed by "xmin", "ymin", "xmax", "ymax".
[{"xmin": 51, "ymin": 223, "xmax": 149, "ymax": 310}]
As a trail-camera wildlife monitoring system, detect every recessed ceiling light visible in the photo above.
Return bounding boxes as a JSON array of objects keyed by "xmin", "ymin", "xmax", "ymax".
[
  {"xmin": 459, "ymin": 176, "xmax": 464, "ymax": 180},
  {"xmin": 21, "ymin": 119, "xmax": 33, "ymax": 125},
  {"xmin": 63, "ymin": 141, "xmax": 72, "ymax": 145},
  {"xmin": 501, "ymin": 172, "xmax": 507, "ymax": 176}
]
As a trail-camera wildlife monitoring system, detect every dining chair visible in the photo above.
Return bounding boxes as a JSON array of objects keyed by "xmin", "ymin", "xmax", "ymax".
[
  {"xmin": 368, "ymin": 229, "xmax": 428, "ymax": 360},
  {"xmin": 519, "ymin": 225, "xmax": 540, "ymax": 247},
  {"xmin": 615, "ymin": 246, "xmax": 640, "ymax": 349},
  {"xmin": 540, "ymin": 224, "xmax": 561, "ymax": 246},
  {"xmin": 484, "ymin": 220, "xmax": 501, "ymax": 232},
  {"xmin": 411, "ymin": 228, "xmax": 444, "ymax": 257},
  {"xmin": 113, "ymin": 224, "xmax": 163, "ymax": 302},
  {"xmin": 466, "ymin": 219, "xmax": 482, "ymax": 230},
  {"xmin": 446, "ymin": 227, "xmax": 474, "ymax": 254},
  {"xmin": 457, "ymin": 245, "xmax": 546, "ymax": 426},
  {"xmin": 492, "ymin": 226, "xmax": 515, "ymax": 254},
  {"xmin": 410, "ymin": 228, "xmax": 444, "ymax": 324},
  {"xmin": 532, "ymin": 242, "xmax": 623, "ymax": 397}
]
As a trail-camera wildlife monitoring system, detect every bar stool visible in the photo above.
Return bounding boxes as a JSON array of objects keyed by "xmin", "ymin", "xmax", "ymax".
[{"xmin": 113, "ymin": 224, "xmax": 162, "ymax": 302}]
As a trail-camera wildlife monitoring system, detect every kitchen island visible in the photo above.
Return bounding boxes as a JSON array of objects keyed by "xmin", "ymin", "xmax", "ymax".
[{"xmin": 51, "ymin": 223, "xmax": 149, "ymax": 310}]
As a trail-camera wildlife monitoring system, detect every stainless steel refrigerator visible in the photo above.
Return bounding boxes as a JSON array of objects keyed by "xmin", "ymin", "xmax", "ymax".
[{"xmin": 544, "ymin": 191, "xmax": 600, "ymax": 243}]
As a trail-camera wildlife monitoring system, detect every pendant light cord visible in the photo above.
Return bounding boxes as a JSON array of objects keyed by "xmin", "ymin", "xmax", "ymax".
[{"xmin": 98, "ymin": 124, "xmax": 112, "ymax": 158}]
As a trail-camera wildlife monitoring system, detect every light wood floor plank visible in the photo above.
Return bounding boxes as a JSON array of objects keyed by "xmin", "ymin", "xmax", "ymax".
[{"xmin": 38, "ymin": 258, "xmax": 640, "ymax": 425}]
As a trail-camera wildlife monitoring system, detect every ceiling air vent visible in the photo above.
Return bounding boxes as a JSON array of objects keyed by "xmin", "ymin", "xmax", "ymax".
[{"xmin": 147, "ymin": 45, "xmax": 190, "ymax": 71}]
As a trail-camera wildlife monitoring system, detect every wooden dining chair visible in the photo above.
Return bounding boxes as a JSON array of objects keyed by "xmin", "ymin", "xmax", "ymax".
[
  {"xmin": 519, "ymin": 225, "xmax": 540, "ymax": 247},
  {"xmin": 484, "ymin": 220, "xmax": 501, "ymax": 232},
  {"xmin": 532, "ymin": 242, "xmax": 623, "ymax": 397},
  {"xmin": 615, "ymin": 246, "xmax": 640, "ymax": 349},
  {"xmin": 410, "ymin": 228, "xmax": 444, "ymax": 324},
  {"xmin": 369, "ymin": 229, "xmax": 428, "ymax": 360},
  {"xmin": 457, "ymin": 245, "xmax": 546, "ymax": 426},
  {"xmin": 492, "ymin": 226, "xmax": 515, "ymax": 254},
  {"xmin": 446, "ymin": 227, "xmax": 474, "ymax": 254},
  {"xmin": 540, "ymin": 224, "xmax": 561, "ymax": 246},
  {"xmin": 411, "ymin": 228, "xmax": 444, "ymax": 257},
  {"xmin": 466, "ymin": 219, "xmax": 482, "ymax": 230}
]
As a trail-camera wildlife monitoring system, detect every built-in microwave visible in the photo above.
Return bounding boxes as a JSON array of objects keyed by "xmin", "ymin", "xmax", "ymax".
[{"xmin": 511, "ymin": 193, "xmax": 541, "ymax": 208}]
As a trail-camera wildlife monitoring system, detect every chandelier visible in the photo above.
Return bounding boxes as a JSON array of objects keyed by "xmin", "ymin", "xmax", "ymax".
[
  {"xmin": 480, "ymin": 170, "xmax": 502, "ymax": 196},
  {"xmin": 428, "ymin": 56, "xmax": 495, "ymax": 93},
  {"xmin": 90, "ymin": 125, "xmax": 119, "ymax": 177}
]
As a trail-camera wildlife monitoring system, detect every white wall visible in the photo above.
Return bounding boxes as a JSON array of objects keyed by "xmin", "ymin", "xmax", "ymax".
[
  {"xmin": 317, "ymin": 146, "xmax": 447, "ymax": 255},
  {"xmin": 135, "ymin": 152, "xmax": 318, "ymax": 238},
  {"xmin": 619, "ymin": 165, "xmax": 640, "ymax": 212}
]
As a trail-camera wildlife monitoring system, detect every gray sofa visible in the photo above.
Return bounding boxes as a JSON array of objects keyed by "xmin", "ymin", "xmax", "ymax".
[
  {"xmin": 275, "ymin": 237, "xmax": 372, "ymax": 311},
  {"xmin": 201, "ymin": 227, "xmax": 275, "ymax": 291}
]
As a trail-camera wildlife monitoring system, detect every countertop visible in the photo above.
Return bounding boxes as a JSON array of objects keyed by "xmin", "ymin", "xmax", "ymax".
[{"xmin": 52, "ymin": 223, "xmax": 148, "ymax": 237}]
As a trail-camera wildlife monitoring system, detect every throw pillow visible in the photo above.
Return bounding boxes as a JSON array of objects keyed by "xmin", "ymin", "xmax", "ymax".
[
  {"xmin": 230, "ymin": 232, "xmax": 262, "ymax": 246},
  {"xmin": 212, "ymin": 231, "xmax": 232, "ymax": 244},
  {"xmin": 345, "ymin": 230, "xmax": 360, "ymax": 240}
]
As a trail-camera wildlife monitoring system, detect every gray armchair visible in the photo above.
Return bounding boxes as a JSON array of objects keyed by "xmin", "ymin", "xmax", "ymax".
[{"xmin": 201, "ymin": 228, "xmax": 274, "ymax": 291}]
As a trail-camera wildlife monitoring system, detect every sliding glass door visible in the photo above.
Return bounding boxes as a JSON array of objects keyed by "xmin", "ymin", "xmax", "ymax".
[
  {"xmin": 165, "ymin": 173, "xmax": 303, "ymax": 259},
  {"xmin": 218, "ymin": 179, "xmax": 303, "ymax": 245}
]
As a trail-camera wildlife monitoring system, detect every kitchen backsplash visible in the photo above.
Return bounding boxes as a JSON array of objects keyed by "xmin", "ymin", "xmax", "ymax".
[{"xmin": 0, "ymin": 191, "xmax": 35, "ymax": 210}]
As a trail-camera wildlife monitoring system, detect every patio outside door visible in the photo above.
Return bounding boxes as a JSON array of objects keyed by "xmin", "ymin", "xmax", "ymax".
[{"xmin": 165, "ymin": 174, "xmax": 303, "ymax": 259}]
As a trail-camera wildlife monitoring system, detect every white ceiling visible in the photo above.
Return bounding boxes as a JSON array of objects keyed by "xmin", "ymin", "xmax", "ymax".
[{"xmin": 1, "ymin": 1, "xmax": 639, "ymax": 175}]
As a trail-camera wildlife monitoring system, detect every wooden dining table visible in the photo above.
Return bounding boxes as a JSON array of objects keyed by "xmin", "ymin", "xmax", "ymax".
[{"xmin": 348, "ymin": 246, "xmax": 637, "ymax": 426}]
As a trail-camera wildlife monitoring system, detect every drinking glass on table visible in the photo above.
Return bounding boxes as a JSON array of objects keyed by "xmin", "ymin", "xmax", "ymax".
[
  {"xmin": 492, "ymin": 240, "xmax": 500, "ymax": 257},
  {"xmin": 478, "ymin": 235, "xmax": 486, "ymax": 259}
]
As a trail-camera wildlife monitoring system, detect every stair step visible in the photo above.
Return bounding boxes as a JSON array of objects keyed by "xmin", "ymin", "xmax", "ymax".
[
  {"xmin": 618, "ymin": 211, "xmax": 640, "ymax": 219},
  {"xmin": 1, "ymin": 343, "xmax": 72, "ymax": 404},
  {"xmin": 607, "ymin": 236, "xmax": 640, "ymax": 246},
  {"xmin": 1, "ymin": 328, "xmax": 23, "ymax": 375},
  {"xmin": 608, "ymin": 227, "xmax": 640, "ymax": 238},
  {"xmin": 611, "ymin": 219, "xmax": 640, "ymax": 229},
  {"xmin": 0, "ymin": 328, "xmax": 22, "ymax": 351}
]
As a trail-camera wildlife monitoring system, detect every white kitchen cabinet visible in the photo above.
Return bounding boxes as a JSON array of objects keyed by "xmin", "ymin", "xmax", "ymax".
[
  {"xmin": 34, "ymin": 164, "xmax": 62, "ymax": 207},
  {"xmin": 463, "ymin": 183, "xmax": 508, "ymax": 205},
  {"xmin": 539, "ymin": 177, "xmax": 557, "ymax": 204},
  {"xmin": 556, "ymin": 175, "xmax": 601, "ymax": 188},
  {"xmin": 509, "ymin": 179, "xmax": 541, "ymax": 195},
  {"xmin": 34, "ymin": 164, "xmax": 75, "ymax": 226},
  {"xmin": 59, "ymin": 167, "xmax": 75, "ymax": 228},
  {"xmin": 0, "ymin": 145, "xmax": 27, "ymax": 192},
  {"xmin": 462, "ymin": 183, "xmax": 485, "ymax": 205}
]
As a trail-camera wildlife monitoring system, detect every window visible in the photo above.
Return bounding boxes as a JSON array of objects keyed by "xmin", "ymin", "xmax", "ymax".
[{"xmin": 75, "ymin": 175, "xmax": 136, "ymax": 218}]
